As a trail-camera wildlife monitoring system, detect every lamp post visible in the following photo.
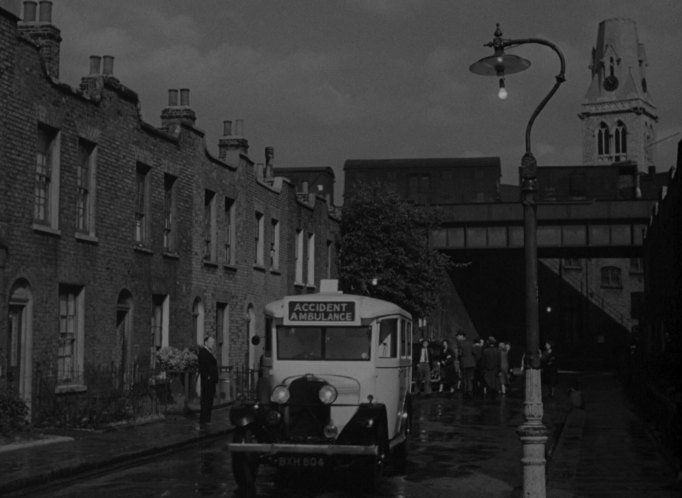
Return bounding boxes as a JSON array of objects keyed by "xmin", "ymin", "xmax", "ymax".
[{"xmin": 470, "ymin": 24, "xmax": 566, "ymax": 498}]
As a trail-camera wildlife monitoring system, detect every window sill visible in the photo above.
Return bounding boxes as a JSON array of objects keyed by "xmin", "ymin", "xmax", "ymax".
[
  {"xmin": 133, "ymin": 245, "xmax": 153, "ymax": 255},
  {"xmin": 600, "ymin": 285, "xmax": 623, "ymax": 290},
  {"xmin": 55, "ymin": 384, "xmax": 87, "ymax": 394},
  {"xmin": 253, "ymin": 265, "xmax": 266, "ymax": 273},
  {"xmin": 32, "ymin": 223, "xmax": 61, "ymax": 237},
  {"xmin": 306, "ymin": 283, "xmax": 317, "ymax": 290},
  {"xmin": 294, "ymin": 282, "xmax": 305, "ymax": 288},
  {"xmin": 163, "ymin": 251, "xmax": 180, "ymax": 259},
  {"xmin": 203, "ymin": 260, "xmax": 219, "ymax": 268},
  {"xmin": 75, "ymin": 232, "xmax": 99, "ymax": 244},
  {"xmin": 223, "ymin": 264, "xmax": 237, "ymax": 272},
  {"xmin": 270, "ymin": 268, "xmax": 281, "ymax": 275}
]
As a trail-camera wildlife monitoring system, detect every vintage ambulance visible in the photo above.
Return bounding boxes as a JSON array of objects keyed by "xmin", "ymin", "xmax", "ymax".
[{"xmin": 227, "ymin": 280, "xmax": 413, "ymax": 492}]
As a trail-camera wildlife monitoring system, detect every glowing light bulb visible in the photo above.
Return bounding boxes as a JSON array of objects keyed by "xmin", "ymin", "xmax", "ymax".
[{"xmin": 497, "ymin": 77, "xmax": 508, "ymax": 100}]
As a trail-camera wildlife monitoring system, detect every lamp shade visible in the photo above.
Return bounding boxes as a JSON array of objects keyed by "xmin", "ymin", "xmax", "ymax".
[{"xmin": 469, "ymin": 53, "xmax": 531, "ymax": 76}]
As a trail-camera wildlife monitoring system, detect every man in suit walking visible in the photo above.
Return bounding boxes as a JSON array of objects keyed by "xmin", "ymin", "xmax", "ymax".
[
  {"xmin": 198, "ymin": 335, "xmax": 219, "ymax": 426},
  {"xmin": 415, "ymin": 338, "xmax": 433, "ymax": 394},
  {"xmin": 457, "ymin": 330, "xmax": 476, "ymax": 398}
]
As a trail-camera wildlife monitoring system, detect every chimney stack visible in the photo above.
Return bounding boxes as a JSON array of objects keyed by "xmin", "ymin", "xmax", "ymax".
[
  {"xmin": 79, "ymin": 54, "xmax": 117, "ymax": 99},
  {"xmin": 22, "ymin": 1, "xmax": 36, "ymax": 21},
  {"xmin": 218, "ymin": 119, "xmax": 250, "ymax": 164},
  {"xmin": 88, "ymin": 55, "xmax": 101, "ymax": 76},
  {"xmin": 264, "ymin": 146, "xmax": 274, "ymax": 181},
  {"xmin": 160, "ymin": 88, "xmax": 197, "ymax": 130},
  {"xmin": 19, "ymin": 0, "xmax": 62, "ymax": 79},
  {"xmin": 180, "ymin": 88, "xmax": 190, "ymax": 106},
  {"xmin": 102, "ymin": 55, "xmax": 114, "ymax": 76}
]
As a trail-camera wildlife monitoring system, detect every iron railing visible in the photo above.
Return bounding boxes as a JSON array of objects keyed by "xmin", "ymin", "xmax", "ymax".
[{"xmin": 30, "ymin": 362, "xmax": 259, "ymax": 429}]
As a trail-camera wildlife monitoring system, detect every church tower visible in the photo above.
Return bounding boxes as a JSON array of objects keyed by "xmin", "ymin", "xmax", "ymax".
[{"xmin": 579, "ymin": 18, "xmax": 657, "ymax": 171}]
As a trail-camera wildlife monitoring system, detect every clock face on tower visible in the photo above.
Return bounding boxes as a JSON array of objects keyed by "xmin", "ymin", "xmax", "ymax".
[{"xmin": 603, "ymin": 75, "xmax": 619, "ymax": 91}]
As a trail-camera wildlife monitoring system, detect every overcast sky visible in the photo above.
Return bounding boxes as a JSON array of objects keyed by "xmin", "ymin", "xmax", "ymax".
[{"xmin": 52, "ymin": 0, "xmax": 681, "ymax": 200}]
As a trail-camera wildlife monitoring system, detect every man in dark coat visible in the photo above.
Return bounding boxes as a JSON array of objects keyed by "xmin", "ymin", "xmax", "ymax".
[
  {"xmin": 198, "ymin": 335, "xmax": 219, "ymax": 425},
  {"xmin": 456, "ymin": 330, "xmax": 476, "ymax": 397},
  {"xmin": 482, "ymin": 337, "xmax": 501, "ymax": 397}
]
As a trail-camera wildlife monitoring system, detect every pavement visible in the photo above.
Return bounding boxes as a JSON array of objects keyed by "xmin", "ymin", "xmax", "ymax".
[
  {"xmin": 0, "ymin": 372, "xmax": 679, "ymax": 497},
  {"xmin": 546, "ymin": 371, "xmax": 680, "ymax": 498}
]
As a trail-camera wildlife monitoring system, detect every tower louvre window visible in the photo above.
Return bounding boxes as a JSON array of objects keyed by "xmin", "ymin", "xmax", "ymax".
[
  {"xmin": 614, "ymin": 121, "xmax": 627, "ymax": 161},
  {"xmin": 597, "ymin": 122, "xmax": 611, "ymax": 161}
]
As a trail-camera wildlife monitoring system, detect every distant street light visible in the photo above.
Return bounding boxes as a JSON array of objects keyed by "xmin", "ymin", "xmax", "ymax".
[{"xmin": 470, "ymin": 23, "xmax": 566, "ymax": 498}]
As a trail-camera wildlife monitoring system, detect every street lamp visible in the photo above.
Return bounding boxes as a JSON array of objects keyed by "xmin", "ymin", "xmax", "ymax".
[{"xmin": 470, "ymin": 24, "xmax": 566, "ymax": 498}]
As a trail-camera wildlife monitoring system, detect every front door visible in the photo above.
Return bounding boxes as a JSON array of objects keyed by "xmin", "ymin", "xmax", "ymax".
[{"xmin": 116, "ymin": 305, "xmax": 131, "ymax": 389}]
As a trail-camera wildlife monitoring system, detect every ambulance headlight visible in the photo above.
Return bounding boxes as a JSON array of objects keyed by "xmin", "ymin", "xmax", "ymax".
[
  {"xmin": 318, "ymin": 384, "xmax": 338, "ymax": 405},
  {"xmin": 270, "ymin": 385, "xmax": 290, "ymax": 404}
]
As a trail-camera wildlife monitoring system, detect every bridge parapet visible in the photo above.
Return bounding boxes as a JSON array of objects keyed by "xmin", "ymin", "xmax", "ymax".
[{"xmin": 431, "ymin": 199, "xmax": 653, "ymax": 256}]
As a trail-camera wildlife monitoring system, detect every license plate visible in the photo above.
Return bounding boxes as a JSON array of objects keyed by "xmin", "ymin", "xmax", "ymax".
[{"xmin": 277, "ymin": 455, "xmax": 326, "ymax": 468}]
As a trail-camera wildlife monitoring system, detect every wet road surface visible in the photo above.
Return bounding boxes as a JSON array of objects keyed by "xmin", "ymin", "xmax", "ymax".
[{"xmin": 15, "ymin": 390, "xmax": 566, "ymax": 498}]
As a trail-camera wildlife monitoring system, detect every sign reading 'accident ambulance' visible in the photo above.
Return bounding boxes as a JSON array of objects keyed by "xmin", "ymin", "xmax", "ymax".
[{"xmin": 285, "ymin": 300, "xmax": 358, "ymax": 325}]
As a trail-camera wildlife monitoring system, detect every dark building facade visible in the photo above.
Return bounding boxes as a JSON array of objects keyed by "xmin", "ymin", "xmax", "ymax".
[
  {"xmin": 345, "ymin": 157, "xmax": 502, "ymax": 206},
  {"xmin": 273, "ymin": 166, "xmax": 337, "ymax": 208},
  {"xmin": 0, "ymin": 1, "xmax": 339, "ymax": 419},
  {"xmin": 642, "ymin": 141, "xmax": 681, "ymax": 356}
]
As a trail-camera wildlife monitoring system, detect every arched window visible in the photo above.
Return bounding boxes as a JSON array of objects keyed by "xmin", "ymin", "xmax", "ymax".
[
  {"xmin": 614, "ymin": 121, "xmax": 627, "ymax": 161},
  {"xmin": 597, "ymin": 122, "xmax": 611, "ymax": 160},
  {"xmin": 600, "ymin": 266, "xmax": 622, "ymax": 288}
]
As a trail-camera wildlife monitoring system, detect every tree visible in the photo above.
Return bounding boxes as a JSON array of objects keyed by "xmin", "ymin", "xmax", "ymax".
[{"xmin": 338, "ymin": 182, "xmax": 451, "ymax": 319}]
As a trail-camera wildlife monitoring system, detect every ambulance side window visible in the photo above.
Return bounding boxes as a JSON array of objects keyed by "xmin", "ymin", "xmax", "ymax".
[
  {"xmin": 400, "ymin": 319, "xmax": 409, "ymax": 359},
  {"xmin": 378, "ymin": 318, "xmax": 398, "ymax": 358}
]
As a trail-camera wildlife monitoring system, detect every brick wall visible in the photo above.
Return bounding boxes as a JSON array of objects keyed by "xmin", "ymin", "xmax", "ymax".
[{"xmin": 0, "ymin": 8, "xmax": 339, "ymax": 416}]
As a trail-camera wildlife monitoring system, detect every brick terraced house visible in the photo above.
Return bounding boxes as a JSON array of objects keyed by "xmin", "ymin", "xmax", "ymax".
[{"xmin": 0, "ymin": 0, "xmax": 339, "ymax": 421}]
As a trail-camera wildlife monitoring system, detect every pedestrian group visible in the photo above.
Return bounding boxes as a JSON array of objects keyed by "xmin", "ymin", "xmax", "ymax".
[{"xmin": 414, "ymin": 331, "xmax": 558, "ymax": 399}]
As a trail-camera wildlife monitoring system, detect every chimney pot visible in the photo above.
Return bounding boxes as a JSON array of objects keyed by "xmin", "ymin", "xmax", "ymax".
[
  {"xmin": 102, "ymin": 55, "xmax": 114, "ymax": 75},
  {"xmin": 88, "ymin": 55, "xmax": 102, "ymax": 76},
  {"xmin": 180, "ymin": 88, "xmax": 190, "ymax": 106},
  {"xmin": 235, "ymin": 119, "xmax": 244, "ymax": 136},
  {"xmin": 264, "ymin": 147, "xmax": 274, "ymax": 180},
  {"xmin": 223, "ymin": 120, "xmax": 232, "ymax": 136},
  {"xmin": 23, "ymin": 1, "xmax": 37, "ymax": 22},
  {"xmin": 38, "ymin": 0, "xmax": 52, "ymax": 23},
  {"xmin": 168, "ymin": 89, "xmax": 179, "ymax": 107}
]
